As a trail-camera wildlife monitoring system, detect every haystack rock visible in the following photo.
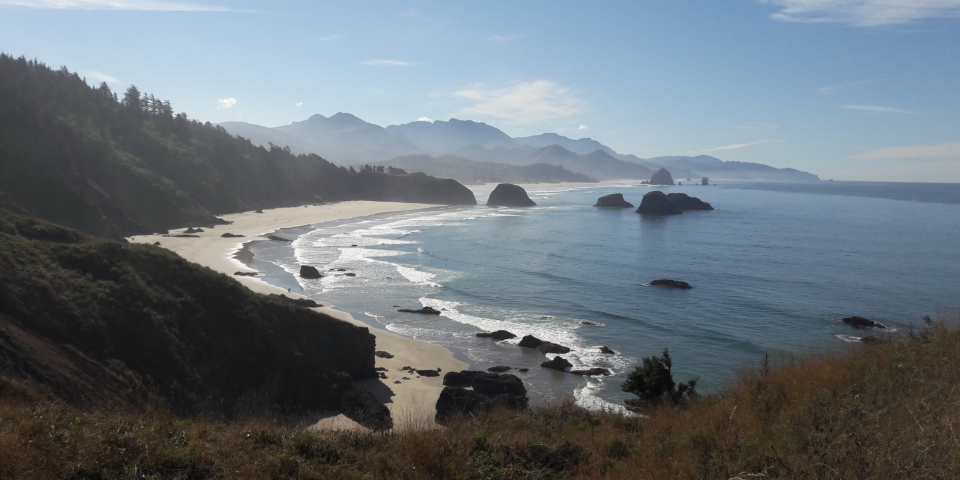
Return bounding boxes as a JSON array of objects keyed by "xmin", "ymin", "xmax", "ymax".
[
  {"xmin": 486, "ymin": 183, "xmax": 537, "ymax": 207},
  {"xmin": 649, "ymin": 168, "xmax": 675, "ymax": 186},
  {"xmin": 299, "ymin": 265, "xmax": 322, "ymax": 279},
  {"xmin": 594, "ymin": 193, "xmax": 634, "ymax": 208},
  {"xmin": 701, "ymin": 177, "xmax": 710, "ymax": 186}
]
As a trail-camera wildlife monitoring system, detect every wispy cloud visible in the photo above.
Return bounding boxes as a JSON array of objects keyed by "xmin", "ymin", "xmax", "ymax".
[
  {"xmin": 295, "ymin": 102, "xmax": 303, "ymax": 107},
  {"xmin": 852, "ymin": 141, "xmax": 960, "ymax": 160},
  {"xmin": 417, "ymin": 117, "xmax": 433, "ymax": 122},
  {"xmin": 454, "ymin": 80, "xmax": 579, "ymax": 124},
  {"xmin": 697, "ymin": 139, "xmax": 773, "ymax": 153},
  {"xmin": 83, "ymin": 70, "xmax": 118, "ymax": 83},
  {"xmin": 760, "ymin": 0, "xmax": 960, "ymax": 27},
  {"xmin": 843, "ymin": 105, "xmax": 916, "ymax": 114},
  {"xmin": 489, "ymin": 33, "xmax": 524, "ymax": 42},
  {"xmin": 318, "ymin": 34, "xmax": 342, "ymax": 42},
  {"xmin": 218, "ymin": 97, "xmax": 236, "ymax": 109},
  {"xmin": 360, "ymin": 59, "xmax": 417, "ymax": 66},
  {"xmin": 733, "ymin": 122, "xmax": 778, "ymax": 130},
  {"xmin": 578, "ymin": 125, "xmax": 588, "ymax": 130},
  {"xmin": 0, "ymin": 0, "xmax": 240, "ymax": 11},
  {"xmin": 817, "ymin": 79, "xmax": 880, "ymax": 94}
]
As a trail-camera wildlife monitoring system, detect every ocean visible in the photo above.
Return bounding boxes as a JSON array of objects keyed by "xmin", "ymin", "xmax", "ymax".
[{"xmin": 237, "ymin": 180, "xmax": 960, "ymax": 413}]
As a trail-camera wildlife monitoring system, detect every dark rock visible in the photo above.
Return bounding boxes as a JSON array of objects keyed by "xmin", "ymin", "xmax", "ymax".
[
  {"xmin": 336, "ymin": 268, "xmax": 347, "ymax": 272},
  {"xmin": 541, "ymin": 356, "xmax": 573, "ymax": 371},
  {"xmin": 401, "ymin": 377, "xmax": 410, "ymax": 380},
  {"xmin": 442, "ymin": 370, "xmax": 483, "ymax": 387},
  {"xmin": 375, "ymin": 351, "xmax": 394, "ymax": 359},
  {"xmin": 594, "ymin": 193, "xmax": 634, "ymax": 208},
  {"xmin": 843, "ymin": 316, "xmax": 887, "ymax": 329},
  {"xmin": 518, "ymin": 335, "xmax": 545, "ymax": 348},
  {"xmin": 636, "ymin": 191, "xmax": 683, "ymax": 215},
  {"xmin": 300, "ymin": 265, "xmax": 323, "ymax": 279},
  {"xmin": 486, "ymin": 183, "xmax": 537, "ymax": 207},
  {"xmin": 487, "ymin": 365, "xmax": 512, "ymax": 373},
  {"xmin": 416, "ymin": 369, "xmax": 440, "ymax": 377},
  {"xmin": 537, "ymin": 343, "xmax": 571, "ymax": 354},
  {"xmin": 570, "ymin": 368, "xmax": 611, "ymax": 376},
  {"xmin": 375, "ymin": 367, "xmax": 387, "ymax": 371},
  {"xmin": 351, "ymin": 244, "xmax": 358, "ymax": 247},
  {"xmin": 378, "ymin": 372, "xmax": 387, "ymax": 379},
  {"xmin": 233, "ymin": 271, "xmax": 258, "ymax": 277},
  {"xmin": 172, "ymin": 234, "xmax": 200, "ymax": 238},
  {"xmin": 268, "ymin": 294, "xmax": 321, "ymax": 308},
  {"xmin": 650, "ymin": 279, "xmax": 692, "ymax": 289},
  {"xmin": 394, "ymin": 380, "xmax": 401, "ymax": 384},
  {"xmin": 472, "ymin": 373, "xmax": 527, "ymax": 396},
  {"xmin": 599, "ymin": 346, "xmax": 616, "ymax": 354},
  {"xmin": 184, "ymin": 227, "xmax": 204, "ymax": 233},
  {"xmin": 649, "ymin": 168, "xmax": 675, "ymax": 185},
  {"xmin": 476, "ymin": 330, "xmax": 517, "ymax": 340},
  {"xmin": 701, "ymin": 177, "xmax": 710, "ymax": 186},
  {"xmin": 581, "ymin": 321, "xmax": 602, "ymax": 326},
  {"xmin": 340, "ymin": 389, "xmax": 393, "ymax": 431},
  {"xmin": 666, "ymin": 193, "xmax": 713, "ymax": 211},
  {"xmin": 344, "ymin": 272, "xmax": 356, "ymax": 277},
  {"xmin": 435, "ymin": 372, "xmax": 529, "ymax": 424},
  {"xmin": 518, "ymin": 368, "xmax": 529, "ymax": 372},
  {"xmin": 398, "ymin": 306, "xmax": 442, "ymax": 315},
  {"xmin": 220, "ymin": 233, "xmax": 244, "ymax": 238},
  {"xmin": 267, "ymin": 235, "xmax": 291, "ymax": 242},
  {"xmin": 435, "ymin": 387, "xmax": 492, "ymax": 422},
  {"xmin": 153, "ymin": 242, "xmax": 161, "ymax": 246},
  {"xmin": 255, "ymin": 209, "xmax": 263, "ymax": 213}
]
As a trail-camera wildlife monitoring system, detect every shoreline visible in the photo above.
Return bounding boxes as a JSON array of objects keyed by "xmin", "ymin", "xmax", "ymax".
[{"xmin": 127, "ymin": 201, "xmax": 469, "ymax": 431}]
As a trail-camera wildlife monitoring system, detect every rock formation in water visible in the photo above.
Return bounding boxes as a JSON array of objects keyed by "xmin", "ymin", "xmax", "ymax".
[
  {"xmin": 541, "ymin": 356, "xmax": 573, "ymax": 371},
  {"xmin": 517, "ymin": 335, "xmax": 571, "ymax": 353},
  {"xmin": 300, "ymin": 265, "xmax": 323, "ymax": 279},
  {"xmin": 397, "ymin": 306, "xmax": 442, "ymax": 315},
  {"xmin": 570, "ymin": 368, "xmax": 611, "ymax": 376},
  {"xmin": 636, "ymin": 191, "xmax": 713, "ymax": 215},
  {"xmin": 701, "ymin": 177, "xmax": 710, "ymax": 185},
  {"xmin": 594, "ymin": 193, "xmax": 634, "ymax": 208},
  {"xmin": 649, "ymin": 168, "xmax": 675, "ymax": 185},
  {"xmin": 486, "ymin": 183, "xmax": 537, "ymax": 207},
  {"xmin": 476, "ymin": 330, "xmax": 517, "ymax": 340},
  {"xmin": 650, "ymin": 279, "xmax": 693, "ymax": 289},
  {"xmin": 843, "ymin": 316, "xmax": 887, "ymax": 329}
]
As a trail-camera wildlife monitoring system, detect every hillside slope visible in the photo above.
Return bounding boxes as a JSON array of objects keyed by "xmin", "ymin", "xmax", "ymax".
[
  {"xmin": 381, "ymin": 154, "xmax": 597, "ymax": 184},
  {"xmin": 0, "ymin": 55, "xmax": 475, "ymax": 238}
]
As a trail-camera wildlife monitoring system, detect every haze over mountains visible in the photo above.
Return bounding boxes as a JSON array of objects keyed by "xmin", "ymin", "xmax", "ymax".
[{"xmin": 219, "ymin": 115, "xmax": 820, "ymax": 185}]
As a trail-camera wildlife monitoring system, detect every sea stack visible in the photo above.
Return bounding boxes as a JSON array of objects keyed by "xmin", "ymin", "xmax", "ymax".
[
  {"xmin": 299, "ymin": 265, "xmax": 323, "ymax": 279},
  {"xmin": 486, "ymin": 183, "xmax": 537, "ymax": 207},
  {"xmin": 649, "ymin": 168, "xmax": 675, "ymax": 186},
  {"xmin": 594, "ymin": 193, "xmax": 634, "ymax": 208},
  {"xmin": 636, "ymin": 191, "xmax": 713, "ymax": 215},
  {"xmin": 701, "ymin": 177, "xmax": 710, "ymax": 186}
]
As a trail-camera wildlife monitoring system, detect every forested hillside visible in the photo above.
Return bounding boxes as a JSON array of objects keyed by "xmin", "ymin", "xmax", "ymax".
[{"xmin": 0, "ymin": 55, "xmax": 475, "ymax": 238}]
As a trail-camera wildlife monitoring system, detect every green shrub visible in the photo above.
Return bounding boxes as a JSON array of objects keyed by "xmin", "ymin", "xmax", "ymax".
[{"xmin": 621, "ymin": 348, "xmax": 698, "ymax": 408}]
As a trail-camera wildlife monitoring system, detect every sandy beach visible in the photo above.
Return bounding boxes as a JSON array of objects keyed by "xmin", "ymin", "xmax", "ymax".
[{"xmin": 127, "ymin": 201, "xmax": 469, "ymax": 431}]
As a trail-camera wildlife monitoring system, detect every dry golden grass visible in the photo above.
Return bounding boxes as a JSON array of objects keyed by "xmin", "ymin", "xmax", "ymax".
[{"xmin": 2, "ymin": 318, "xmax": 959, "ymax": 479}]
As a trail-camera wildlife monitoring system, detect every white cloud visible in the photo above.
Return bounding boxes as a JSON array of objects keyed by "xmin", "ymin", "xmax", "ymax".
[
  {"xmin": 578, "ymin": 125, "xmax": 588, "ymax": 130},
  {"xmin": 489, "ymin": 33, "xmax": 524, "ymax": 42},
  {"xmin": 843, "ymin": 105, "xmax": 916, "ymax": 114},
  {"xmin": 0, "ymin": 0, "xmax": 238, "ymax": 11},
  {"xmin": 760, "ymin": 0, "xmax": 960, "ymax": 27},
  {"xmin": 454, "ymin": 80, "xmax": 579, "ymax": 124},
  {"xmin": 318, "ymin": 34, "xmax": 342, "ymax": 42},
  {"xmin": 417, "ymin": 117, "xmax": 433, "ymax": 122},
  {"xmin": 698, "ymin": 139, "xmax": 773, "ymax": 153},
  {"xmin": 218, "ymin": 97, "xmax": 236, "ymax": 109},
  {"xmin": 83, "ymin": 70, "xmax": 118, "ymax": 83},
  {"xmin": 360, "ymin": 59, "xmax": 416, "ymax": 66},
  {"xmin": 851, "ymin": 141, "xmax": 960, "ymax": 159},
  {"xmin": 295, "ymin": 102, "xmax": 303, "ymax": 107}
]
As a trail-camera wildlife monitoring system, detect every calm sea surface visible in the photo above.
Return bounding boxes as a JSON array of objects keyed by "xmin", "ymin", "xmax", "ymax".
[{"xmin": 239, "ymin": 181, "xmax": 960, "ymax": 412}]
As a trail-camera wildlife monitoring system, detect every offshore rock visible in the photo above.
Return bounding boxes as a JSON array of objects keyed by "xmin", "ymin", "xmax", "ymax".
[
  {"xmin": 537, "ymin": 342, "xmax": 571, "ymax": 354},
  {"xmin": 650, "ymin": 279, "xmax": 693, "ymax": 289},
  {"xmin": 594, "ymin": 193, "xmax": 634, "ymax": 208},
  {"xmin": 518, "ymin": 335, "xmax": 545, "ymax": 348},
  {"xmin": 540, "ymin": 356, "xmax": 573, "ymax": 371},
  {"xmin": 300, "ymin": 265, "xmax": 323, "ymax": 279},
  {"xmin": 476, "ymin": 330, "xmax": 517, "ymax": 340},
  {"xmin": 486, "ymin": 183, "xmax": 537, "ymax": 207},
  {"xmin": 649, "ymin": 168, "xmax": 675, "ymax": 185},
  {"xmin": 843, "ymin": 316, "xmax": 887, "ymax": 329},
  {"xmin": 570, "ymin": 368, "xmax": 611, "ymax": 376},
  {"xmin": 666, "ymin": 193, "xmax": 713, "ymax": 211},
  {"xmin": 599, "ymin": 346, "xmax": 616, "ymax": 354},
  {"xmin": 636, "ymin": 191, "xmax": 683, "ymax": 215},
  {"xmin": 398, "ymin": 306, "xmax": 442, "ymax": 315}
]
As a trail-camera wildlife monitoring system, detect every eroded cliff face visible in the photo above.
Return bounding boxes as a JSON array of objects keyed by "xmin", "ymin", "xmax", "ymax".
[{"xmin": 0, "ymin": 210, "xmax": 375, "ymax": 414}]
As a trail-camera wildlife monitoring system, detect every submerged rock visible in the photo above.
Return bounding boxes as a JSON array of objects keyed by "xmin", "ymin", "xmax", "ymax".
[
  {"xmin": 649, "ymin": 168, "xmax": 675, "ymax": 186},
  {"xmin": 599, "ymin": 346, "xmax": 616, "ymax": 354},
  {"xmin": 594, "ymin": 193, "xmax": 634, "ymax": 209},
  {"xmin": 541, "ymin": 356, "xmax": 573, "ymax": 371},
  {"xmin": 486, "ymin": 183, "xmax": 537, "ymax": 207},
  {"xmin": 476, "ymin": 330, "xmax": 517, "ymax": 340},
  {"xmin": 570, "ymin": 368, "xmax": 611, "ymax": 376},
  {"xmin": 398, "ymin": 306, "xmax": 442, "ymax": 315},
  {"xmin": 650, "ymin": 279, "xmax": 692, "ymax": 289},
  {"xmin": 341, "ymin": 389, "xmax": 393, "ymax": 431},
  {"xmin": 299, "ymin": 265, "xmax": 323, "ymax": 279},
  {"xmin": 843, "ymin": 316, "xmax": 887, "ymax": 329}
]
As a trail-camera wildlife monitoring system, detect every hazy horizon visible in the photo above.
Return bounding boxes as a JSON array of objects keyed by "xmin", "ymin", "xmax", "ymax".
[{"xmin": 2, "ymin": 0, "xmax": 958, "ymax": 182}]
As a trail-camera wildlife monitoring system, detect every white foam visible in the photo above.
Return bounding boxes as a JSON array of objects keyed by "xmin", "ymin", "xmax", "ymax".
[
  {"xmin": 396, "ymin": 265, "xmax": 442, "ymax": 288},
  {"xmin": 574, "ymin": 379, "xmax": 640, "ymax": 417},
  {"xmin": 836, "ymin": 334, "xmax": 862, "ymax": 343}
]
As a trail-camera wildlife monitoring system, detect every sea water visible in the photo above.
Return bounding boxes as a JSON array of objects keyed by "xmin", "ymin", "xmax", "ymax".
[{"xmin": 238, "ymin": 181, "xmax": 960, "ymax": 412}]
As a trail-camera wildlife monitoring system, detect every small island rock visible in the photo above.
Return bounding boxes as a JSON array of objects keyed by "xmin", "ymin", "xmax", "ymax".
[
  {"xmin": 842, "ymin": 316, "xmax": 887, "ymax": 329},
  {"xmin": 541, "ymin": 356, "xmax": 573, "ymax": 371},
  {"xmin": 570, "ymin": 368, "xmax": 611, "ymax": 376},
  {"xmin": 299, "ymin": 265, "xmax": 323, "ymax": 279},
  {"xmin": 486, "ymin": 183, "xmax": 537, "ymax": 207},
  {"xmin": 636, "ymin": 191, "xmax": 683, "ymax": 215},
  {"xmin": 594, "ymin": 193, "xmax": 634, "ymax": 209},
  {"xmin": 649, "ymin": 168, "xmax": 675, "ymax": 186},
  {"xmin": 650, "ymin": 279, "xmax": 693, "ymax": 289},
  {"xmin": 599, "ymin": 346, "xmax": 616, "ymax": 354},
  {"xmin": 398, "ymin": 306, "xmax": 442, "ymax": 315},
  {"xmin": 665, "ymin": 193, "xmax": 713, "ymax": 211},
  {"xmin": 476, "ymin": 330, "xmax": 517, "ymax": 340}
]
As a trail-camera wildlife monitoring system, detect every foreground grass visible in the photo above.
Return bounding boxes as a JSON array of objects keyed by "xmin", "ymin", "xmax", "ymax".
[{"xmin": 2, "ymin": 322, "xmax": 959, "ymax": 479}]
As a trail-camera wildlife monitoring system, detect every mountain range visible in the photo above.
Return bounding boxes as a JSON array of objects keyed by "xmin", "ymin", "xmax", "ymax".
[{"xmin": 220, "ymin": 115, "xmax": 820, "ymax": 183}]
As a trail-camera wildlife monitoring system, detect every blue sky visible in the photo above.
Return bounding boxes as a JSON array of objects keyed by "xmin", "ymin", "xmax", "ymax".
[{"xmin": 1, "ymin": 1, "xmax": 959, "ymax": 182}]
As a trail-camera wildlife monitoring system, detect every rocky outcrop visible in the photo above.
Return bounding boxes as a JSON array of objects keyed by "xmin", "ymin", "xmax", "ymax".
[
  {"xmin": 398, "ymin": 306, "xmax": 442, "ymax": 315},
  {"xmin": 487, "ymin": 366, "xmax": 512, "ymax": 372},
  {"xmin": 636, "ymin": 191, "xmax": 713, "ymax": 215},
  {"xmin": 341, "ymin": 389, "xmax": 393, "ymax": 431},
  {"xmin": 843, "ymin": 316, "xmax": 887, "ymax": 329},
  {"xmin": 375, "ymin": 351, "xmax": 394, "ymax": 359},
  {"xmin": 220, "ymin": 233, "xmax": 244, "ymax": 238},
  {"xmin": 599, "ymin": 346, "xmax": 616, "ymax": 354},
  {"xmin": 518, "ymin": 335, "xmax": 544, "ymax": 348},
  {"xmin": 649, "ymin": 168, "xmax": 675, "ymax": 185},
  {"xmin": 267, "ymin": 294, "xmax": 322, "ymax": 308},
  {"xmin": 570, "ymin": 368, "xmax": 611, "ymax": 376},
  {"xmin": 541, "ymin": 356, "xmax": 573, "ymax": 371},
  {"xmin": 233, "ymin": 271, "xmax": 258, "ymax": 277},
  {"xmin": 476, "ymin": 330, "xmax": 517, "ymax": 340},
  {"xmin": 650, "ymin": 279, "xmax": 693, "ymax": 289},
  {"xmin": 300, "ymin": 265, "xmax": 323, "ymax": 279},
  {"xmin": 435, "ymin": 371, "xmax": 528, "ymax": 424},
  {"xmin": 486, "ymin": 183, "xmax": 537, "ymax": 207},
  {"xmin": 701, "ymin": 177, "xmax": 710, "ymax": 186},
  {"xmin": 594, "ymin": 193, "xmax": 634, "ymax": 208},
  {"xmin": 185, "ymin": 227, "xmax": 204, "ymax": 233},
  {"xmin": 416, "ymin": 369, "xmax": 441, "ymax": 377},
  {"xmin": 517, "ymin": 335, "xmax": 570, "ymax": 353}
]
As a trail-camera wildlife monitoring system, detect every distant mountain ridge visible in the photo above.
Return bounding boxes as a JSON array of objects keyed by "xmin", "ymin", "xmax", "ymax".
[{"xmin": 219, "ymin": 114, "xmax": 820, "ymax": 183}]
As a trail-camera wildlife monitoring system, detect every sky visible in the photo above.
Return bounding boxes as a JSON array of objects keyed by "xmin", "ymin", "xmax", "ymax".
[{"xmin": 1, "ymin": 0, "xmax": 959, "ymax": 182}]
